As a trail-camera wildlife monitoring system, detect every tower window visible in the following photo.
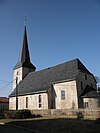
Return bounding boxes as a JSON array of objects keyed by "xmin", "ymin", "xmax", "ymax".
[
  {"xmin": 16, "ymin": 77, "xmax": 18, "ymax": 85},
  {"xmin": 61, "ymin": 90, "xmax": 65, "ymax": 100},
  {"xmin": 17, "ymin": 71, "xmax": 18, "ymax": 75}
]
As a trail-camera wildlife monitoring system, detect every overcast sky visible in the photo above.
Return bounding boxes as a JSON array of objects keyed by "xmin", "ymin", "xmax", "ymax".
[{"xmin": 0, "ymin": 0, "xmax": 100, "ymax": 97}]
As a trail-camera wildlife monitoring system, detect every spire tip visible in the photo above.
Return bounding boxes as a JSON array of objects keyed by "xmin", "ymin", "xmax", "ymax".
[{"xmin": 24, "ymin": 16, "xmax": 27, "ymax": 26}]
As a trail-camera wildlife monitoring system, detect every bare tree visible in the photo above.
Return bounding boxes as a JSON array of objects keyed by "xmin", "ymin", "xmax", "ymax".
[{"xmin": 95, "ymin": 76, "xmax": 100, "ymax": 90}]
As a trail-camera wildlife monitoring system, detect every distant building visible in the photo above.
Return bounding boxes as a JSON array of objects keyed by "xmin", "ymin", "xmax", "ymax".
[
  {"xmin": 0, "ymin": 97, "xmax": 9, "ymax": 110},
  {"xmin": 9, "ymin": 24, "xmax": 100, "ymax": 110}
]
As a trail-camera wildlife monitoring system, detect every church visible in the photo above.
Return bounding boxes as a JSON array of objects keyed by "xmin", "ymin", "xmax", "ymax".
[{"xmin": 9, "ymin": 24, "xmax": 100, "ymax": 110}]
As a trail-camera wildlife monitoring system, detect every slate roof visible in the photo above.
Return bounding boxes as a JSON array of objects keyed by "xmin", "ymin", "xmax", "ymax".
[
  {"xmin": 81, "ymin": 85, "xmax": 100, "ymax": 98},
  {"xmin": 13, "ymin": 26, "xmax": 36, "ymax": 70},
  {"xmin": 9, "ymin": 58, "xmax": 93, "ymax": 97}
]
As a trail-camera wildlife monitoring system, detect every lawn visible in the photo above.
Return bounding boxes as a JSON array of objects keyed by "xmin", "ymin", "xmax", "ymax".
[{"xmin": 0, "ymin": 116, "xmax": 100, "ymax": 133}]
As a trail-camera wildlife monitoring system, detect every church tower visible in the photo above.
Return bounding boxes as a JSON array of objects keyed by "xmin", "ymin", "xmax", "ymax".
[{"xmin": 13, "ymin": 19, "xmax": 36, "ymax": 91}]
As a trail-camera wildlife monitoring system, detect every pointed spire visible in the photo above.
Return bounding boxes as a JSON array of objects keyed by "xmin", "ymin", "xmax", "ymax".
[
  {"xmin": 13, "ymin": 18, "xmax": 36, "ymax": 70},
  {"xmin": 18, "ymin": 23, "xmax": 30, "ymax": 63}
]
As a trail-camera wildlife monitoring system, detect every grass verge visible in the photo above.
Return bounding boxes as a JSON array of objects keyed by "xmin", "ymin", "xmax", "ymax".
[{"xmin": 0, "ymin": 115, "xmax": 100, "ymax": 133}]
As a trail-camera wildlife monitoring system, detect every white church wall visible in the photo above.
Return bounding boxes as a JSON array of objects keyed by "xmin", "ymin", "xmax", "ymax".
[
  {"xmin": 53, "ymin": 80, "xmax": 78, "ymax": 109},
  {"xmin": 83, "ymin": 97, "xmax": 100, "ymax": 109},
  {"xmin": 9, "ymin": 92, "xmax": 48, "ymax": 110},
  {"xmin": 13, "ymin": 67, "xmax": 23, "ymax": 91},
  {"xmin": 9, "ymin": 97, "xmax": 16, "ymax": 110}
]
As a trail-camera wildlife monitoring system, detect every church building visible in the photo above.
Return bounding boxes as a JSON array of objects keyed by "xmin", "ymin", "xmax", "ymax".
[{"xmin": 9, "ymin": 24, "xmax": 100, "ymax": 110}]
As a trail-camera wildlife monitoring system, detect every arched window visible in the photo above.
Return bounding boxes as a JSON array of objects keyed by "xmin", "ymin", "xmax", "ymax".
[
  {"xmin": 26, "ymin": 97, "xmax": 28, "ymax": 108},
  {"xmin": 38, "ymin": 95, "xmax": 42, "ymax": 108},
  {"xmin": 17, "ymin": 71, "xmax": 18, "ymax": 75}
]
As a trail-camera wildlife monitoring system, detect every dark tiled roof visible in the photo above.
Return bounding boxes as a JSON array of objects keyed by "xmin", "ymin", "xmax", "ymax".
[
  {"xmin": 10, "ymin": 58, "xmax": 92, "ymax": 97},
  {"xmin": 81, "ymin": 85, "xmax": 100, "ymax": 98},
  {"xmin": 0, "ymin": 97, "xmax": 9, "ymax": 103},
  {"xmin": 13, "ymin": 26, "xmax": 36, "ymax": 70}
]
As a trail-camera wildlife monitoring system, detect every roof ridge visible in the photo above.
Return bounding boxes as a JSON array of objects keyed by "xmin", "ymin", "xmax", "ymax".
[
  {"xmin": 29, "ymin": 58, "xmax": 79, "ymax": 74},
  {"xmin": 77, "ymin": 59, "xmax": 92, "ymax": 74}
]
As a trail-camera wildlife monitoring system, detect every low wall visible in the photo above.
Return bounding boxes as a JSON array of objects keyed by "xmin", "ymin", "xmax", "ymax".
[{"xmin": 31, "ymin": 109, "xmax": 100, "ymax": 119}]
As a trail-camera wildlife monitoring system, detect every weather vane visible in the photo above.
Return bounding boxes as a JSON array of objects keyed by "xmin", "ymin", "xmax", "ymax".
[{"xmin": 24, "ymin": 16, "xmax": 27, "ymax": 26}]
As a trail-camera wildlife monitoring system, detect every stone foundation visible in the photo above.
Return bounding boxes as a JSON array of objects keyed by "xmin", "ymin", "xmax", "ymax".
[{"xmin": 31, "ymin": 109, "xmax": 100, "ymax": 119}]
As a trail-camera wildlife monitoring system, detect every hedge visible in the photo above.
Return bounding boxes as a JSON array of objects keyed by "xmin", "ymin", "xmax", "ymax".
[{"xmin": 4, "ymin": 109, "xmax": 32, "ymax": 119}]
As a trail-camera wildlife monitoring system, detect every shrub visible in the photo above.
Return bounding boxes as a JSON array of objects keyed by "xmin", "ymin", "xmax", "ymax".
[
  {"xmin": 4, "ymin": 109, "xmax": 32, "ymax": 119},
  {"xmin": 0, "ymin": 110, "xmax": 5, "ymax": 118},
  {"xmin": 76, "ymin": 111, "xmax": 84, "ymax": 119}
]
